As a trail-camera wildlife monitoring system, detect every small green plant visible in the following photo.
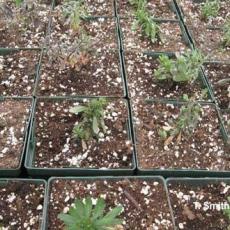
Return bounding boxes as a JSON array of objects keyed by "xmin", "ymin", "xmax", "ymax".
[
  {"xmin": 158, "ymin": 94, "xmax": 203, "ymax": 145},
  {"xmin": 200, "ymin": 0, "xmax": 220, "ymax": 20},
  {"xmin": 132, "ymin": 3, "xmax": 160, "ymax": 43},
  {"xmin": 70, "ymin": 98, "xmax": 108, "ymax": 142},
  {"xmin": 58, "ymin": 197, "xmax": 123, "ymax": 230},
  {"xmin": 222, "ymin": 19, "xmax": 230, "ymax": 47},
  {"xmin": 154, "ymin": 50, "xmax": 205, "ymax": 84},
  {"xmin": 61, "ymin": 0, "xmax": 87, "ymax": 31}
]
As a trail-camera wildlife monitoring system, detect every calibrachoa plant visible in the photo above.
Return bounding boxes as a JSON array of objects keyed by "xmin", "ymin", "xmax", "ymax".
[{"xmin": 58, "ymin": 197, "xmax": 123, "ymax": 230}]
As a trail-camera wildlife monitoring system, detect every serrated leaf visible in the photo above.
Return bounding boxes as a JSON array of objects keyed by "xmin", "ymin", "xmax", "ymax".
[
  {"xmin": 92, "ymin": 198, "xmax": 106, "ymax": 221},
  {"xmin": 95, "ymin": 206, "xmax": 123, "ymax": 227}
]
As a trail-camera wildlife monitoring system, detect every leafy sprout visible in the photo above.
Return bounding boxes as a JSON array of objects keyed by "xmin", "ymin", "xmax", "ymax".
[
  {"xmin": 158, "ymin": 94, "xmax": 203, "ymax": 145},
  {"xmin": 154, "ymin": 50, "xmax": 205, "ymax": 84},
  {"xmin": 132, "ymin": 5, "xmax": 160, "ymax": 43},
  {"xmin": 222, "ymin": 19, "xmax": 230, "ymax": 47},
  {"xmin": 69, "ymin": 98, "xmax": 108, "ymax": 143},
  {"xmin": 200, "ymin": 0, "xmax": 220, "ymax": 20},
  {"xmin": 61, "ymin": 0, "xmax": 88, "ymax": 31},
  {"xmin": 58, "ymin": 197, "xmax": 123, "ymax": 230}
]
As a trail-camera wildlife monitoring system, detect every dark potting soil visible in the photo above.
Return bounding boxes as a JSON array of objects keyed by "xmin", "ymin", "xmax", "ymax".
[
  {"xmin": 204, "ymin": 63, "xmax": 230, "ymax": 109},
  {"xmin": 36, "ymin": 50, "xmax": 124, "ymax": 97},
  {"xmin": 168, "ymin": 180, "xmax": 230, "ymax": 229},
  {"xmin": 0, "ymin": 99, "xmax": 31, "ymax": 169},
  {"xmin": 0, "ymin": 180, "xmax": 45, "ymax": 229},
  {"xmin": 0, "ymin": 50, "xmax": 39, "ymax": 96},
  {"xmin": 48, "ymin": 178, "xmax": 174, "ymax": 229}
]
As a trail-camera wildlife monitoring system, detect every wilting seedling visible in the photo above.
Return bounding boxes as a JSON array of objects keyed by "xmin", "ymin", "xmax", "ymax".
[
  {"xmin": 200, "ymin": 0, "xmax": 220, "ymax": 20},
  {"xmin": 48, "ymin": 29, "xmax": 92, "ymax": 71},
  {"xmin": 69, "ymin": 98, "xmax": 108, "ymax": 147},
  {"xmin": 58, "ymin": 197, "xmax": 123, "ymax": 230},
  {"xmin": 158, "ymin": 94, "xmax": 203, "ymax": 145},
  {"xmin": 154, "ymin": 50, "xmax": 205, "ymax": 85}
]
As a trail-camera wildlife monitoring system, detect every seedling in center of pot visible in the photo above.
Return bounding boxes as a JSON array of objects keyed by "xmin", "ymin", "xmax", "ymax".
[
  {"xmin": 58, "ymin": 197, "xmax": 123, "ymax": 230},
  {"xmin": 154, "ymin": 50, "xmax": 205, "ymax": 87},
  {"xmin": 69, "ymin": 98, "xmax": 108, "ymax": 148},
  {"xmin": 132, "ymin": 3, "xmax": 160, "ymax": 43},
  {"xmin": 48, "ymin": 29, "xmax": 92, "ymax": 71},
  {"xmin": 61, "ymin": 0, "xmax": 87, "ymax": 31},
  {"xmin": 158, "ymin": 94, "xmax": 203, "ymax": 145},
  {"xmin": 200, "ymin": 0, "xmax": 220, "ymax": 20},
  {"xmin": 222, "ymin": 19, "xmax": 230, "ymax": 47}
]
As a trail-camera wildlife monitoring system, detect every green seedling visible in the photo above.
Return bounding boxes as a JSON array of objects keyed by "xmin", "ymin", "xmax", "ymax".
[
  {"xmin": 132, "ymin": 6, "xmax": 160, "ymax": 43},
  {"xmin": 61, "ymin": 0, "xmax": 87, "ymax": 31},
  {"xmin": 70, "ymin": 98, "xmax": 108, "ymax": 144},
  {"xmin": 158, "ymin": 94, "xmax": 203, "ymax": 145},
  {"xmin": 154, "ymin": 50, "xmax": 205, "ymax": 84},
  {"xmin": 201, "ymin": 0, "xmax": 220, "ymax": 20},
  {"xmin": 58, "ymin": 197, "xmax": 123, "ymax": 230},
  {"xmin": 222, "ymin": 19, "xmax": 230, "ymax": 47}
]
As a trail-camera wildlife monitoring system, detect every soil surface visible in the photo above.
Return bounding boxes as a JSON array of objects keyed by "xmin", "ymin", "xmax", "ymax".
[
  {"xmin": 0, "ymin": 0, "xmax": 50, "ymax": 47},
  {"xmin": 133, "ymin": 99, "xmax": 229, "ymax": 170},
  {"xmin": 48, "ymin": 178, "xmax": 174, "ymax": 230},
  {"xmin": 120, "ymin": 19, "xmax": 188, "ymax": 52},
  {"xmin": 0, "ymin": 99, "xmax": 31, "ymax": 169},
  {"xmin": 49, "ymin": 10, "xmax": 118, "ymax": 51},
  {"xmin": 33, "ymin": 98, "xmax": 133, "ymax": 169},
  {"xmin": 168, "ymin": 180, "xmax": 230, "ymax": 229},
  {"xmin": 177, "ymin": 0, "xmax": 230, "ymax": 27},
  {"xmin": 0, "ymin": 180, "xmax": 45, "ymax": 229},
  {"xmin": 116, "ymin": 0, "xmax": 177, "ymax": 19},
  {"xmin": 220, "ymin": 110, "xmax": 230, "ymax": 137},
  {"xmin": 124, "ymin": 51, "xmax": 209, "ymax": 100},
  {"xmin": 56, "ymin": 0, "xmax": 114, "ymax": 16},
  {"xmin": 204, "ymin": 63, "xmax": 230, "ymax": 109},
  {"xmin": 36, "ymin": 49, "xmax": 124, "ymax": 97},
  {"xmin": 0, "ymin": 50, "xmax": 39, "ymax": 96},
  {"xmin": 188, "ymin": 26, "xmax": 230, "ymax": 62}
]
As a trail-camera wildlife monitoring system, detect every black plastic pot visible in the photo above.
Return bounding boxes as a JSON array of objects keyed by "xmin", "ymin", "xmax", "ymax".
[{"xmin": 25, "ymin": 96, "xmax": 136, "ymax": 176}]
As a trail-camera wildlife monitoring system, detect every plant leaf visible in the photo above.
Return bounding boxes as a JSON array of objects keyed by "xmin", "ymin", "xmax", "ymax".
[
  {"xmin": 93, "ymin": 116, "xmax": 100, "ymax": 134},
  {"xmin": 69, "ymin": 106, "xmax": 86, "ymax": 114}
]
